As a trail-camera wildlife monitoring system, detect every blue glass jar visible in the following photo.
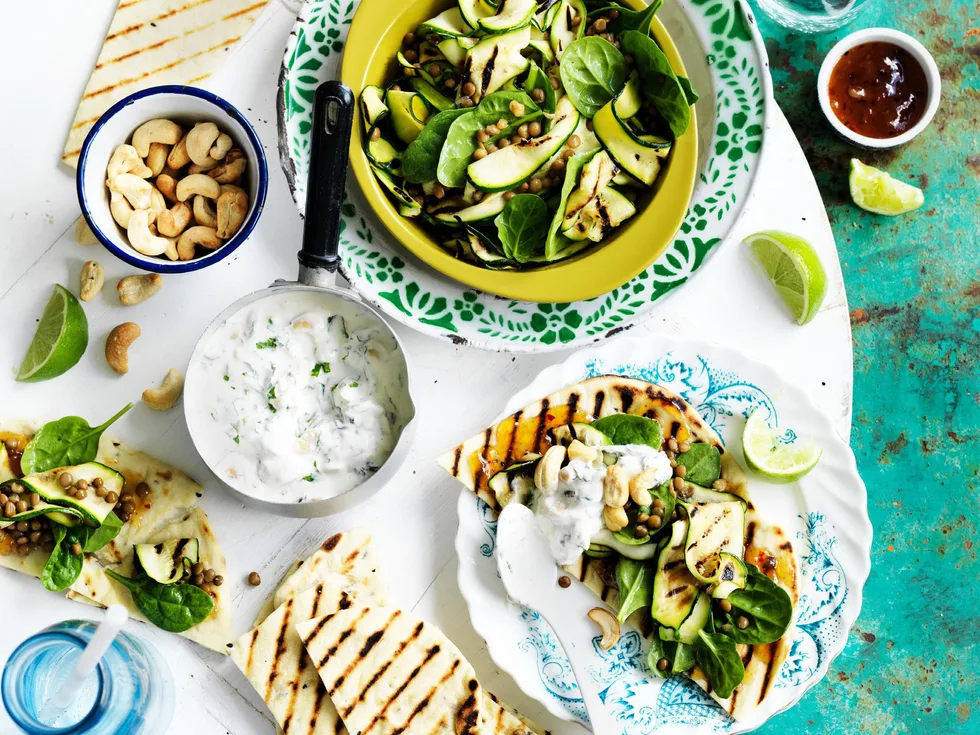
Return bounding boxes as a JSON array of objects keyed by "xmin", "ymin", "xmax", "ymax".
[{"xmin": 2, "ymin": 620, "xmax": 174, "ymax": 734}]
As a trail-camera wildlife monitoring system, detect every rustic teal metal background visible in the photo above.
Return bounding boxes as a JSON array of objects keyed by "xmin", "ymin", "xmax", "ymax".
[{"xmin": 750, "ymin": 1, "xmax": 979, "ymax": 732}]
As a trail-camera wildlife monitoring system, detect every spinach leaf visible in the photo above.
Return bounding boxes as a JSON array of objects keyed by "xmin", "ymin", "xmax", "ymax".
[
  {"xmin": 41, "ymin": 524, "xmax": 83, "ymax": 592},
  {"xmin": 437, "ymin": 92, "xmax": 542, "ymax": 187},
  {"xmin": 675, "ymin": 443, "xmax": 721, "ymax": 486},
  {"xmin": 545, "ymin": 149, "xmax": 598, "ymax": 258},
  {"xmin": 672, "ymin": 641, "xmax": 695, "ymax": 673},
  {"xmin": 496, "ymin": 194, "xmax": 550, "ymax": 262},
  {"xmin": 693, "ymin": 630, "xmax": 745, "ymax": 699},
  {"xmin": 403, "ymin": 108, "xmax": 469, "ymax": 183},
  {"xmin": 677, "ymin": 76, "xmax": 699, "ymax": 105},
  {"xmin": 614, "ymin": 556, "xmax": 653, "ymax": 623},
  {"xmin": 591, "ymin": 0, "xmax": 663, "ymax": 35},
  {"xmin": 21, "ymin": 404, "xmax": 134, "ymax": 474},
  {"xmin": 592, "ymin": 414, "xmax": 664, "ymax": 448},
  {"xmin": 559, "ymin": 37, "xmax": 628, "ymax": 117},
  {"xmin": 74, "ymin": 512, "xmax": 124, "ymax": 554},
  {"xmin": 105, "ymin": 570, "xmax": 214, "ymax": 633},
  {"xmin": 725, "ymin": 565, "xmax": 794, "ymax": 645},
  {"xmin": 619, "ymin": 30, "xmax": 691, "ymax": 138},
  {"xmin": 646, "ymin": 635, "xmax": 672, "ymax": 679},
  {"xmin": 522, "ymin": 60, "xmax": 556, "ymax": 114}
]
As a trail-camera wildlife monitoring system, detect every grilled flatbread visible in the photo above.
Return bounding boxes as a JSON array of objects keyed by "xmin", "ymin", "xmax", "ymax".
[
  {"xmin": 438, "ymin": 376, "xmax": 798, "ymax": 721},
  {"xmin": 296, "ymin": 604, "xmax": 489, "ymax": 735},
  {"xmin": 231, "ymin": 574, "xmax": 379, "ymax": 735},
  {"xmin": 61, "ymin": 0, "xmax": 271, "ymax": 168},
  {"xmin": 0, "ymin": 419, "xmax": 231, "ymax": 653}
]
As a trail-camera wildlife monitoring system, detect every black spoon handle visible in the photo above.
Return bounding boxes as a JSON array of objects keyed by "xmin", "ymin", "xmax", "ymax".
[{"xmin": 299, "ymin": 81, "xmax": 355, "ymax": 274}]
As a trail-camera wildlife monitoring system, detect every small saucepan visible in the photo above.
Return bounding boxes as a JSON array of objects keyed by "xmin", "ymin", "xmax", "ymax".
[{"xmin": 184, "ymin": 82, "xmax": 417, "ymax": 518}]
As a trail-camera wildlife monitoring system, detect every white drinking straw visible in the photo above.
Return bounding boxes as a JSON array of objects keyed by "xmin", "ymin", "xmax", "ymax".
[{"xmin": 51, "ymin": 605, "xmax": 129, "ymax": 709}]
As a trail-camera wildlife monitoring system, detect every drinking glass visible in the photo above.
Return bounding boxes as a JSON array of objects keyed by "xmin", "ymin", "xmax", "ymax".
[{"xmin": 752, "ymin": 0, "xmax": 872, "ymax": 32}]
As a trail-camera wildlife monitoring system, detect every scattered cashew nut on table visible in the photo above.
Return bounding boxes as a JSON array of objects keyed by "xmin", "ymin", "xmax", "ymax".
[
  {"xmin": 105, "ymin": 322, "xmax": 141, "ymax": 374},
  {"xmin": 117, "ymin": 274, "xmax": 163, "ymax": 305},
  {"xmin": 142, "ymin": 368, "xmax": 185, "ymax": 411},
  {"xmin": 79, "ymin": 261, "xmax": 104, "ymax": 302}
]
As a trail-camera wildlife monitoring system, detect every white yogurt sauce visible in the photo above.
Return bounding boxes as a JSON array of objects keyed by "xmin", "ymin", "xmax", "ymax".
[
  {"xmin": 186, "ymin": 291, "xmax": 411, "ymax": 502},
  {"xmin": 532, "ymin": 444, "xmax": 673, "ymax": 565}
]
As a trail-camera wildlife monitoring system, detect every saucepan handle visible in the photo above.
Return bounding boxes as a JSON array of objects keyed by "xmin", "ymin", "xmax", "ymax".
[{"xmin": 298, "ymin": 80, "xmax": 355, "ymax": 277}]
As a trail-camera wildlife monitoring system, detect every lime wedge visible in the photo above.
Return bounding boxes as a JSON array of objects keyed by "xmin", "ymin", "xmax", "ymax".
[
  {"xmin": 744, "ymin": 230, "xmax": 827, "ymax": 325},
  {"xmin": 742, "ymin": 410, "xmax": 822, "ymax": 483},
  {"xmin": 849, "ymin": 158, "xmax": 924, "ymax": 215},
  {"xmin": 16, "ymin": 284, "xmax": 89, "ymax": 382}
]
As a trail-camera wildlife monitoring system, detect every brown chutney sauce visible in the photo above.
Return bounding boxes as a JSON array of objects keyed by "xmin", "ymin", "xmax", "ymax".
[{"xmin": 828, "ymin": 41, "xmax": 928, "ymax": 138}]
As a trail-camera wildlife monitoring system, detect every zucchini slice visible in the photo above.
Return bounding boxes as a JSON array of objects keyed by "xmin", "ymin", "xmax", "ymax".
[
  {"xmin": 651, "ymin": 520, "xmax": 701, "ymax": 629},
  {"xmin": 549, "ymin": 0, "xmax": 586, "ymax": 59},
  {"xmin": 458, "ymin": 0, "xmax": 498, "ymax": 29},
  {"xmin": 681, "ymin": 499, "xmax": 746, "ymax": 584},
  {"xmin": 478, "ymin": 0, "xmax": 536, "ymax": 32},
  {"xmin": 434, "ymin": 192, "xmax": 507, "ymax": 223},
  {"xmin": 386, "ymin": 90, "xmax": 430, "ymax": 144},
  {"xmin": 408, "ymin": 78, "xmax": 455, "ymax": 113},
  {"xmin": 711, "ymin": 552, "xmax": 748, "ymax": 599},
  {"xmin": 135, "ymin": 538, "xmax": 200, "ymax": 585},
  {"xmin": 676, "ymin": 591, "xmax": 711, "ymax": 644},
  {"xmin": 373, "ymin": 167, "xmax": 421, "ymax": 218},
  {"xmin": 0, "ymin": 491, "xmax": 83, "ymax": 529},
  {"xmin": 563, "ymin": 186, "xmax": 636, "ymax": 242},
  {"xmin": 487, "ymin": 454, "xmax": 540, "ymax": 506},
  {"xmin": 17, "ymin": 463, "xmax": 124, "ymax": 526},
  {"xmin": 419, "ymin": 6, "xmax": 474, "ymax": 37},
  {"xmin": 468, "ymin": 234, "xmax": 514, "ymax": 268},
  {"xmin": 591, "ymin": 528, "xmax": 660, "ymax": 561},
  {"xmin": 360, "ymin": 86, "xmax": 388, "ymax": 132},
  {"xmin": 437, "ymin": 37, "xmax": 477, "ymax": 66},
  {"xmin": 593, "ymin": 88, "xmax": 671, "ymax": 186},
  {"xmin": 560, "ymin": 151, "xmax": 618, "ymax": 233},
  {"xmin": 549, "ymin": 421, "xmax": 611, "ymax": 447},
  {"xmin": 461, "ymin": 27, "xmax": 530, "ymax": 103},
  {"xmin": 468, "ymin": 96, "xmax": 579, "ymax": 191}
]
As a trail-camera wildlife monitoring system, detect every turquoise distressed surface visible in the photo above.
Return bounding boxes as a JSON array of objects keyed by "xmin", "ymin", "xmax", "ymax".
[{"xmin": 749, "ymin": 1, "xmax": 979, "ymax": 732}]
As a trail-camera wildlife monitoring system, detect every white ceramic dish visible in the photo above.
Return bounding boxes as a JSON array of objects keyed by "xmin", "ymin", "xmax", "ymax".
[
  {"xmin": 817, "ymin": 28, "xmax": 941, "ymax": 149},
  {"xmin": 454, "ymin": 335, "xmax": 872, "ymax": 733},
  {"xmin": 77, "ymin": 85, "xmax": 268, "ymax": 273}
]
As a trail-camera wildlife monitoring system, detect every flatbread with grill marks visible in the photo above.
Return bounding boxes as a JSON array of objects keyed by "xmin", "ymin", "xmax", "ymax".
[
  {"xmin": 296, "ymin": 604, "xmax": 487, "ymax": 735},
  {"xmin": 437, "ymin": 376, "xmax": 799, "ymax": 721}
]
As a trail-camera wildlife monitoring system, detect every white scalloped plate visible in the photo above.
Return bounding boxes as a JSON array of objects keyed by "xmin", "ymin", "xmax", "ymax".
[{"xmin": 454, "ymin": 335, "xmax": 871, "ymax": 733}]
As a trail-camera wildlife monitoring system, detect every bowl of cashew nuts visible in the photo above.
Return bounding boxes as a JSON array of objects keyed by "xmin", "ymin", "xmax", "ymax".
[{"xmin": 76, "ymin": 85, "xmax": 268, "ymax": 273}]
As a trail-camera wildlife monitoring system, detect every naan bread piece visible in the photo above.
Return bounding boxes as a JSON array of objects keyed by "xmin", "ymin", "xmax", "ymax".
[
  {"xmin": 61, "ymin": 0, "xmax": 271, "ymax": 167},
  {"xmin": 232, "ymin": 574, "xmax": 380, "ymax": 735},
  {"xmin": 0, "ymin": 420, "xmax": 231, "ymax": 653},
  {"xmin": 438, "ymin": 377, "xmax": 798, "ymax": 720},
  {"xmin": 273, "ymin": 528, "xmax": 386, "ymax": 609},
  {"xmin": 296, "ymin": 605, "xmax": 486, "ymax": 735},
  {"xmin": 483, "ymin": 691, "xmax": 550, "ymax": 734}
]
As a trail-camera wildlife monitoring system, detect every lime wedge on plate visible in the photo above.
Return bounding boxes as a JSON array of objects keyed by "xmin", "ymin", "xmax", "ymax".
[
  {"xmin": 16, "ymin": 284, "xmax": 89, "ymax": 382},
  {"xmin": 849, "ymin": 158, "xmax": 924, "ymax": 215},
  {"xmin": 744, "ymin": 230, "xmax": 827, "ymax": 325},
  {"xmin": 742, "ymin": 410, "xmax": 821, "ymax": 483}
]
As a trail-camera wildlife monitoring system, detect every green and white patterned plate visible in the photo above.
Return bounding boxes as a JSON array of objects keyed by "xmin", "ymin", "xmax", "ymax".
[{"xmin": 277, "ymin": 0, "xmax": 771, "ymax": 351}]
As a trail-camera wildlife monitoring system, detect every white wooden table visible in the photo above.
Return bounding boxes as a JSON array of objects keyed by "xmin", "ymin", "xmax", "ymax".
[{"xmin": 0, "ymin": 2, "xmax": 852, "ymax": 733}]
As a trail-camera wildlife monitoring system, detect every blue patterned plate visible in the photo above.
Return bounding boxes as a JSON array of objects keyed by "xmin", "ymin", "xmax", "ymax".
[{"xmin": 454, "ymin": 335, "xmax": 871, "ymax": 732}]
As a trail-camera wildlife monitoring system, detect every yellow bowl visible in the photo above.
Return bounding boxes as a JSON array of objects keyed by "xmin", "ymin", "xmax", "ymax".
[{"xmin": 341, "ymin": 0, "xmax": 697, "ymax": 303}]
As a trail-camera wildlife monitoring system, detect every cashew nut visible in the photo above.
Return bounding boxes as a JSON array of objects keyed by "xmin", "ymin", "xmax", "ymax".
[
  {"xmin": 166, "ymin": 135, "xmax": 191, "ymax": 170},
  {"xmin": 142, "ymin": 368, "xmax": 185, "ymax": 410},
  {"xmin": 127, "ymin": 209, "xmax": 173, "ymax": 256},
  {"xmin": 185, "ymin": 122, "xmax": 220, "ymax": 166},
  {"xmin": 148, "ymin": 186, "xmax": 167, "ymax": 213},
  {"xmin": 216, "ymin": 189, "xmax": 248, "ymax": 239},
  {"xmin": 132, "ymin": 119, "xmax": 183, "ymax": 158},
  {"xmin": 602, "ymin": 504, "xmax": 629, "ymax": 532},
  {"xmin": 602, "ymin": 464, "xmax": 629, "ymax": 507},
  {"xmin": 567, "ymin": 439, "xmax": 598, "ymax": 463},
  {"xmin": 177, "ymin": 226, "xmax": 221, "ymax": 260},
  {"xmin": 79, "ymin": 261, "xmax": 104, "ymax": 302},
  {"xmin": 163, "ymin": 240, "xmax": 179, "ymax": 261},
  {"xmin": 105, "ymin": 322, "xmax": 140, "ymax": 374},
  {"xmin": 156, "ymin": 174, "xmax": 178, "ymax": 203},
  {"xmin": 157, "ymin": 201, "xmax": 192, "ymax": 237},
  {"xmin": 176, "ymin": 174, "xmax": 220, "ymax": 202},
  {"xmin": 587, "ymin": 608, "xmax": 621, "ymax": 650},
  {"xmin": 210, "ymin": 133, "xmax": 232, "ymax": 160},
  {"xmin": 106, "ymin": 144, "xmax": 152, "ymax": 180},
  {"xmin": 117, "ymin": 274, "xmax": 163, "ymax": 305},
  {"xmin": 188, "ymin": 159, "xmax": 219, "ymax": 174},
  {"xmin": 629, "ymin": 469, "xmax": 659, "ymax": 507},
  {"xmin": 208, "ymin": 153, "xmax": 246, "ymax": 184},
  {"xmin": 109, "ymin": 189, "xmax": 135, "ymax": 229},
  {"xmin": 109, "ymin": 173, "xmax": 153, "ymax": 210},
  {"xmin": 75, "ymin": 217, "xmax": 98, "ymax": 245},
  {"xmin": 533, "ymin": 445, "xmax": 566, "ymax": 493},
  {"xmin": 193, "ymin": 195, "xmax": 217, "ymax": 227},
  {"xmin": 145, "ymin": 142, "xmax": 170, "ymax": 177}
]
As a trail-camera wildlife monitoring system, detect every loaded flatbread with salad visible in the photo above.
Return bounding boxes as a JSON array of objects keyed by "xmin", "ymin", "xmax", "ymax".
[
  {"xmin": 0, "ymin": 409, "xmax": 231, "ymax": 652},
  {"xmin": 438, "ymin": 375, "xmax": 798, "ymax": 719}
]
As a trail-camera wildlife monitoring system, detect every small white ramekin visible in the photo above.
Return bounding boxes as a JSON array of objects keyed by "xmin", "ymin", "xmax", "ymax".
[
  {"xmin": 77, "ymin": 85, "xmax": 268, "ymax": 273},
  {"xmin": 817, "ymin": 28, "xmax": 941, "ymax": 149}
]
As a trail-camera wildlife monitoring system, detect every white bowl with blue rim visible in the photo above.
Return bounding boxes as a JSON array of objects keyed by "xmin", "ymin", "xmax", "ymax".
[{"xmin": 76, "ymin": 85, "xmax": 268, "ymax": 273}]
